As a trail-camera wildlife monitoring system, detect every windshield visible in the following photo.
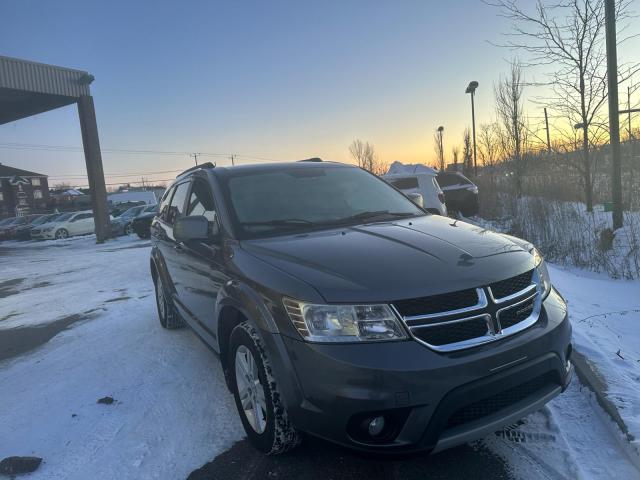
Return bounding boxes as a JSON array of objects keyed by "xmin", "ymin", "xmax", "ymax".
[
  {"xmin": 224, "ymin": 165, "xmax": 424, "ymax": 239},
  {"xmin": 53, "ymin": 213, "xmax": 73, "ymax": 222},
  {"xmin": 0, "ymin": 218, "xmax": 15, "ymax": 226},
  {"xmin": 31, "ymin": 215, "xmax": 53, "ymax": 226}
]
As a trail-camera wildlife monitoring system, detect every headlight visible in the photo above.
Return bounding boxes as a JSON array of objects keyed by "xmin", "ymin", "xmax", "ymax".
[
  {"xmin": 283, "ymin": 298, "xmax": 407, "ymax": 343},
  {"xmin": 532, "ymin": 248, "xmax": 551, "ymax": 299}
]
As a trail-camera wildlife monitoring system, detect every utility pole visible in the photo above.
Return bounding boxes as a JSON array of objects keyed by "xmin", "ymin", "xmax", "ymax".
[
  {"xmin": 544, "ymin": 107, "xmax": 551, "ymax": 154},
  {"xmin": 190, "ymin": 153, "xmax": 200, "ymax": 166},
  {"xmin": 605, "ymin": 0, "xmax": 623, "ymax": 229},
  {"xmin": 230, "ymin": 154, "xmax": 236, "ymax": 166}
]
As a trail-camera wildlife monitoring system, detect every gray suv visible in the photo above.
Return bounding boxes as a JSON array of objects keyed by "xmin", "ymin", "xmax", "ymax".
[{"xmin": 150, "ymin": 160, "xmax": 572, "ymax": 455}]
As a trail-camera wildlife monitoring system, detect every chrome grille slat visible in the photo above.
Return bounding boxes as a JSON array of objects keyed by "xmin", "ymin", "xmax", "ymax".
[{"xmin": 391, "ymin": 270, "xmax": 542, "ymax": 352}]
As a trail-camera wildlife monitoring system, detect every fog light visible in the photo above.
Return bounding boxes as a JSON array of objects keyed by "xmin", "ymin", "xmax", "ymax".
[{"xmin": 368, "ymin": 416, "xmax": 385, "ymax": 437}]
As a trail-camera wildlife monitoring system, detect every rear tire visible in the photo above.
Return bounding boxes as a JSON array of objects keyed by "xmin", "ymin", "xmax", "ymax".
[
  {"xmin": 229, "ymin": 321, "xmax": 301, "ymax": 454},
  {"xmin": 154, "ymin": 275, "xmax": 184, "ymax": 329}
]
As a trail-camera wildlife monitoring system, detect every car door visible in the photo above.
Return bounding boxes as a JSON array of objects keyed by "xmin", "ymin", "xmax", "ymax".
[
  {"xmin": 154, "ymin": 180, "xmax": 191, "ymax": 305},
  {"xmin": 176, "ymin": 177, "xmax": 227, "ymax": 339}
]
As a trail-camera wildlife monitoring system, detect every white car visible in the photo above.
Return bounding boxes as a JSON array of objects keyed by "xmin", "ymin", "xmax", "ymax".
[
  {"xmin": 382, "ymin": 162, "xmax": 448, "ymax": 216},
  {"xmin": 32, "ymin": 210, "xmax": 97, "ymax": 240}
]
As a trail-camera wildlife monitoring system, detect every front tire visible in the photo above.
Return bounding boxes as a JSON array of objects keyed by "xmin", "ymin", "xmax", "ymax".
[
  {"xmin": 124, "ymin": 223, "xmax": 133, "ymax": 235},
  {"xmin": 55, "ymin": 228, "xmax": 69, "ymax": 239},
  {"xmin": 229, "ymin": 321, "xmax": 300, "ymax": 454},
  {"xmin": 154, "ymin": 275, "xmax": 184, "ymax": 329}
]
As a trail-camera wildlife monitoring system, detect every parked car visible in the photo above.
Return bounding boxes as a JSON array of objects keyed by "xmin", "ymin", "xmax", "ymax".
[
  {"xmin": 30, "ymin": 213, "xmax": 74, "ymax": 239},
  {"xmin": 437, "ymin": 171, "xmax": 479, "ymax": 217},
  {"xmin": 13, "ymin": 213, "xmax": 61, "ymax": 241},
  {"xmin": 31, "ymin": 210, "xmax": 97, "ymax": 240},
  {"xmin": 382, "ymin": 162, "xmax": 447, "ymax": 215},
  {"xmin": 150, "ymin": 161, "xmax": 572, "ymax": 455},
  {"xmin": 110, "ymin": 201, "xmax": 147, "ymax": 218},
  {"xmin": 0, "ymin": 214, "xmax": 43, "ymax": 241},
  {"xmin": 131, "ymin": 204, "xmax": 159, "ymax": 239},
  {"xmin": 110, "ymin": 205, "xmax": 150, "ymax": 236}
]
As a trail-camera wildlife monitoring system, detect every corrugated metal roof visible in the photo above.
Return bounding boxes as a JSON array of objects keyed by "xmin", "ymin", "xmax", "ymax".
[{"xmin": 0, "ymin": 55, "xmax": 92, "ymax": 98}]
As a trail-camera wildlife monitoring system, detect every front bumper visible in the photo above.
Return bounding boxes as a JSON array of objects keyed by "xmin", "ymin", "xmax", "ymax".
[{"xmin": 269, "ymin": 288, "xmax": 572, "ymax": 453}]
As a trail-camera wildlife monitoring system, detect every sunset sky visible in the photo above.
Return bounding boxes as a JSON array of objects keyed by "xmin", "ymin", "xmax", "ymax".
[{"xmin": 1, "ymin": 0, "xmax": 639, "ymax": 187}]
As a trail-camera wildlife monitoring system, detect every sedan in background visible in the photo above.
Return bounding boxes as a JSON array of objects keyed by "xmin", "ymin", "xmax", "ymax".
[
  {"xmin": 13, "ymin": 213, "xmax": 61, "ymax": 241},
  {"xmin": 32, "ymin": 211, "xmax": 99, "ymax": 240},
  {"xmin": 0, "ymin": 214, "xmax": 43, "ymax": 242},
  {"xmin": 131, "ymin": 204, "xmax": 158, "ymax": 239},
  {"xmin": 436, "ymin": 171, "xmax": 479, "ymax": 217}
]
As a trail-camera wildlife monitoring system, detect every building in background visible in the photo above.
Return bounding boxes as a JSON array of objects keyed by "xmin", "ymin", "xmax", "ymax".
[{"xmin": 0, "ymin": 163, "xmax": 49, "ymax": 217}]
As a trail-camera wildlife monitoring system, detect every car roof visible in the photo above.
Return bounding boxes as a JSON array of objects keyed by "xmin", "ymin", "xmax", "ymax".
[{"xmin": 180, "ymin": 160, "xmax": 351, "ymax": 181}]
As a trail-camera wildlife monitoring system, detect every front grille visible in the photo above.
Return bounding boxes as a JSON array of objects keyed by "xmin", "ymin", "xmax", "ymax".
[
  {"xmin": 413, "ymin": 317, "xmax": 489, "ymax": 346},
  {"xmin": 489, "ymin": 270, "xmax": 533, "ymax": 299},
  {"xmin": 499, "ymin": 296, "xmax": 536, "ymax": 330},
  {"xmin": 391, "ymin": 270, "xmax": 540, "ymax": 352},
  {"xmin": 445, "ymin": 373, "xmax": 555, "ymax": 429},
  {"xmin": 393, "ymin": 288, "xmax": 478, "ymax": 318}
]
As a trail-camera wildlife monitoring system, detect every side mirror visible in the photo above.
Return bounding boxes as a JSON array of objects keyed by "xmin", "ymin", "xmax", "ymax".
[
  {"xmin": 406, "ymin": 192, "xmax": 424, "ymax": 208},
  {"xmin": 174, "ymin": 216, "xmax": 210, "ymax": 243}
]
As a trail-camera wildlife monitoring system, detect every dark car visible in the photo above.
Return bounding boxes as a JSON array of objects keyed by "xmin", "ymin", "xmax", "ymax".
[
  {"xmin": 436, "ymin": 172, "xmax": 479, "ymax": 217},
  {"xmin": 131, "ymin": 204, "xmax": 158, "ymax": 239},
  {"xmin": 110, "ymin": 204, "xmax": 150, "ymax": 236},
  {"xmin": 0, "ymin": 214, "xmax": 42, "ymax": 241},
  {"xmin": 150, "ymin": 161, "xmax": 572, "ymax": 455},
  {"xmin": 13, "ymin": 213, "xmax": 60, "ymax": 241}
]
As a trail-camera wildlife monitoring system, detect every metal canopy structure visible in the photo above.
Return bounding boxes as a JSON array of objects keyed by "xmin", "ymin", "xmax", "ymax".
[{"xmin": 0, "ymin": 55, "xmax": 110, "ymax": 242}]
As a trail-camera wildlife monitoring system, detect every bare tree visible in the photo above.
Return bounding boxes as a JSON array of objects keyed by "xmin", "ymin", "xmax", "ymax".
[
  {"xmin": 349, "ymin": 139, "xmax": 387, "ymax": 175},
  {"xmin": 451, "ymin": 146, "xmax": 460, "ymax": 169},
  {"xmin": 487, "ymin": 0, "xmax": 639, "ymax": 210},
  {"xmin": 495, "ymin": 61, "xmax": 526, "ymax": 195},
  {"xmin": 478, "ymin": 122, "xmax": 502, "ymax": 168},
  {"xmin": 462, "ymin": 129, "xmax": 473, "ymax": 177}
]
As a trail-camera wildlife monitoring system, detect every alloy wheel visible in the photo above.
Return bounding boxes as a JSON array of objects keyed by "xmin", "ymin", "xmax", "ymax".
[{"xmin": 235, "ymin": 345, "xmax": 267, "ymax": 434}]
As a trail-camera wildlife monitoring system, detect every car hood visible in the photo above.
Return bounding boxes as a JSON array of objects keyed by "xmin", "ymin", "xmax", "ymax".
[{"xmin": 240, "ymin": 215, "xmax": 536, "ymax": 303}]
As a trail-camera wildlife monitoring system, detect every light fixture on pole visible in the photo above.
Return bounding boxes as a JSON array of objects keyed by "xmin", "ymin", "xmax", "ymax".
[{"xmin": 465, "ymin": 81, "xmax": 479, "ymax": 176}]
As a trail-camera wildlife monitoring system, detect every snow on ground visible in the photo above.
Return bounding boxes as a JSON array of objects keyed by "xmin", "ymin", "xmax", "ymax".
[
  {"xmin": 1, "ymin": 234, "xmax": 639, "ymax": 479},
  {"xmin": 487, "ymin": 380, "xmax": 640, "ymax": 480},
  {"xmin": 0, "ymin": 236, "xmax": 243, "ymax": 479},
  {"xmin": 549, "ymin": 264, "xmax": 640, "ymax": 455}
]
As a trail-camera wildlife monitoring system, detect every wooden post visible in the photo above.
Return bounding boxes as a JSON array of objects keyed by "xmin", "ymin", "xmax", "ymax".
[{"xmin": 77, "ymin": 95, "xmax": 110, "ymax": 243}]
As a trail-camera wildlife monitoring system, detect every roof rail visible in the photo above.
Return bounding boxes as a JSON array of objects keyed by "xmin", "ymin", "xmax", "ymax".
[
  {"xmin": 176, "ymin": 161, "xmax": 215, "ymax": 178},
  {"xmin": 298, "ymin": 157, "xmax": 322, "ymax": 162}
]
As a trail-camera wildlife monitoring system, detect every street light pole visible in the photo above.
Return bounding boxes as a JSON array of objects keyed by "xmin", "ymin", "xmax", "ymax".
[
  {"xmin": 605, "ymin": 0, "xmax": 623, "ymax": 229},
  {"xmin": 437, "ymin": 126, "xmax": 444, "ymax": 170},
  {"xmin": 466, "ymin": 81, "xmax": 479, "ymax": 176}
]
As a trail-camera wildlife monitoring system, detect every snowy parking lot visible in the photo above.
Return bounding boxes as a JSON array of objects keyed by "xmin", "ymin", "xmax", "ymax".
[{"xmin": 1, "ymin": 235, "xmax": 639, "ymax": 479}]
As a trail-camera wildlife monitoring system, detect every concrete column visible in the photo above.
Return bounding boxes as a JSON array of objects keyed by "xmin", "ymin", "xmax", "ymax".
[{"xmin": 77, "ymin": 95, "xmax": 110, "ymax": 243}]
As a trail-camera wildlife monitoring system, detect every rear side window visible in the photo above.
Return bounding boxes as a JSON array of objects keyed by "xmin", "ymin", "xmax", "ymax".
[
  {"xmin": 159, "ymin": 186, "xmax": 175, "ymax": 221},
  {"xmin": 388, "ymin": 177, "xmax": 419, "ymax": 190},
  {"xmin": 166, "ymin": 182, "xmax": 190, "ymax": 225}
]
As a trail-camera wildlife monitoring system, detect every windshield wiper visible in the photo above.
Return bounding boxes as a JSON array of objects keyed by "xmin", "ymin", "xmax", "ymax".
[
  {"xmin": 239, "ymin": 219, "xmax": 316, "ymax": 228},
  {"xmin": 331, "ymin": 210, "xmax": 416, "ymax": 224}
]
